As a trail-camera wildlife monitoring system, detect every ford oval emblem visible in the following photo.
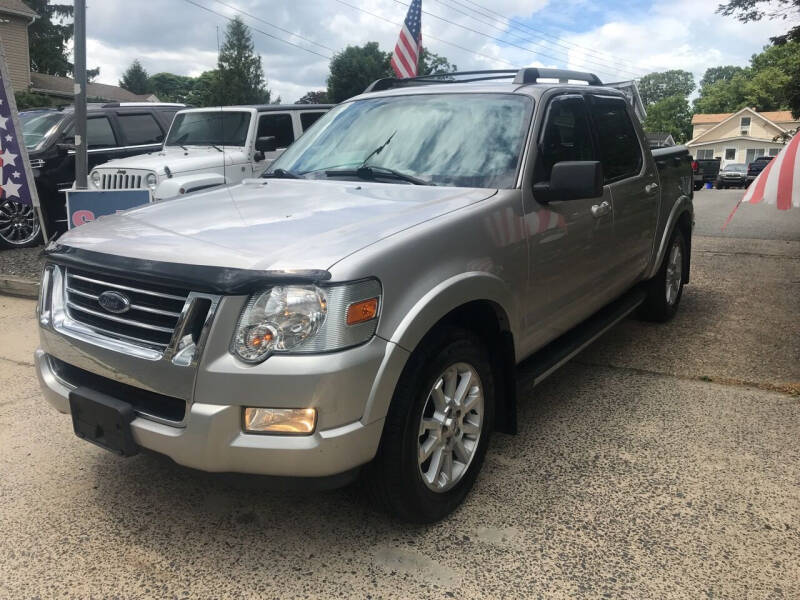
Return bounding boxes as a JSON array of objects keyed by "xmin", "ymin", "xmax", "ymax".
[{"xmin": 98, "ymin": 290, "xmax": 131, "ymax": 314}]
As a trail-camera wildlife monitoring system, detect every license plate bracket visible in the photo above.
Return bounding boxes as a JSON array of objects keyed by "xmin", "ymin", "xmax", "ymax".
[{"xmin": 69, "ymin": 387, "xmax": 139, "ymax": 457}]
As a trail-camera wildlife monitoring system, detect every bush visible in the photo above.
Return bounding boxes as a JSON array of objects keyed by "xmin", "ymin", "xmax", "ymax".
[{"xmin": 14, "ymin": 91, "xmax": 54, "ymax": 110}]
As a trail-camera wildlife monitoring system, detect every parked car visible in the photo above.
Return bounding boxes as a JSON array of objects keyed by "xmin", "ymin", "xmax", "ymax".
[
  {"xmin": 87, "ymin": 104, "xmax": 333, "ymax": 202},
  {"xmin": 691, "ymin": 156, "xmax": 720, "ymax": 190},
  {"xmin": 35, "ymin": 68, "xmax": 693, "ymax": 522},
  {"xmin": 715, "ymin": 163, "xmax": 747, "ymax": 189},
  {"xmin": 746, "ymin": 155, "xmax": 774, "ymax": 187},
  {"xmin": 18, "ymin": 102, "xmax": 185, "ymax": 245}
]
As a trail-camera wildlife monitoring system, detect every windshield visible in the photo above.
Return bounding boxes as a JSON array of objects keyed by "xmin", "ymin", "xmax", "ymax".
[
  {"xmin": 21, "ymin": 111, "xmax": 65, "ymax": 150},
  {"xmin": 267, "ymin": 93, "xmax": 533, "ymax": 188},
  {"xmin": 165, "ymin": 111, "xmax": 250, "ymax": 147},
  {"xmin": 725, "ymin": 164, "xmax": 746, "ymax": 172}
]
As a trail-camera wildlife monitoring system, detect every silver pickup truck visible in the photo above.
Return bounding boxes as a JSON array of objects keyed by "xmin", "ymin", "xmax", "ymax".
[{"xmin": 35, "ymin": 68, "xmax": 693, "ymax": 523}]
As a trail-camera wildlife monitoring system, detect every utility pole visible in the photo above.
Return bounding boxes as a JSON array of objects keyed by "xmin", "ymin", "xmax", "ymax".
[{"xmin": 73, "ymin": 0, "xmax": 87, "ymax": 189}]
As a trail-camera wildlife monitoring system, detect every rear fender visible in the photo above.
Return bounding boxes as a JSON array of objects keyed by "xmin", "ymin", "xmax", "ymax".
[{"xmin": 645, "ymin": 195, "xmax": 693, "ymax": 281}]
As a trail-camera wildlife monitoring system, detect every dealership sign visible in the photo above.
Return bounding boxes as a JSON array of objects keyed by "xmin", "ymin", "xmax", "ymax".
[{"xmin": 66, "ymin": 189, "xmax": 151, "ymax": 229}]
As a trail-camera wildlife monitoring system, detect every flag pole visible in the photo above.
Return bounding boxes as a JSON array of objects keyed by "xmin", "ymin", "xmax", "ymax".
[{"xmin": 73, "ymin": 0, "xmax": 88, "ymax": 190}]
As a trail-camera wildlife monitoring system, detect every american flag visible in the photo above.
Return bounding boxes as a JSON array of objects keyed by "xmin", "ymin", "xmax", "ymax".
[
  {"xmin": 391, "ymin": 0, "xmax": 422, "ymax": 79},
  {"xmin": 0, "ymin": 50, "xmax": 35, "ymax": 208}
]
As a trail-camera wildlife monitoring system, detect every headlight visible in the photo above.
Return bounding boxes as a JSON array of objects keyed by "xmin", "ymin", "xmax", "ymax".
[
  {"xmin": 89, "ymin": 170, "xmax": 101, "ymax": 188},
  {"xmin": 231, "ymin": 279, "xmax": 381, "ymax": 363},
  {"xmin": 145, "ymin": 173, "xmax": 157, "ymax": 189}
]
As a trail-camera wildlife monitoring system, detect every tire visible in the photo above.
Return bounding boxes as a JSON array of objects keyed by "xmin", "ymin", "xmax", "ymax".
[
  {"xmin": 693, "ymin": 182, "xmax": 703, "ymax": 191},
  {"xmin": 0, "ymin": 200, "xmax": 43, "ymax": 249},
  {"xmin": 364, "ymin": 327, "xmax": 495, "ymax": 523},
  {"xmin": 639, "ymin": 227, "xmax": 686, "ymax": 322}
]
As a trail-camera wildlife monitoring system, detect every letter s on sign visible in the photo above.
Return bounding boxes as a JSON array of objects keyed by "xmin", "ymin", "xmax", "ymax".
[{"xmin": 72, "ymin": 209, "xmax": 95, "ymax": 227}]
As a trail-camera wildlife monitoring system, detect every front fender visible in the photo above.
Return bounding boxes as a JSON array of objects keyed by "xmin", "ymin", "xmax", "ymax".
[{"xmin": 154, "ymin": 173, "xmax": 226, "ymax": 201}]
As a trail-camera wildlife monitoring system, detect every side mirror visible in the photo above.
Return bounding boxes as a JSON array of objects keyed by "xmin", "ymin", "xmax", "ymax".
[
  {"xmin": 255, "ymin": 136, "xmax": 278, "ymax": 153},
  {"xmin": 533, "ymin": 161, "xmax": 604, "ymax": 202},
  {"xmin": 56, "ymin": 141, "xmax": 76, "ymax": 154}
]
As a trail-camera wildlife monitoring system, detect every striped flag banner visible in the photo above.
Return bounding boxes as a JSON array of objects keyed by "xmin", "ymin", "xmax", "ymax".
[{"xmin": 391, "ymin": 0, "xmax": 422, "ymax": 79}]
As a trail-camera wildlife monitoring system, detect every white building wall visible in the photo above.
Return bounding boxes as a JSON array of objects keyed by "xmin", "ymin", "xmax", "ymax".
[{"xmin": 689, "ymin": 139, "xmax": 786, "ymax": 168}]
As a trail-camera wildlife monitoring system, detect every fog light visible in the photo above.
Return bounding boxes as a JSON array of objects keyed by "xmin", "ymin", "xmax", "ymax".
[{"xmin": 243, "ymin": 407, "xmax": 317, "ymax": 434}]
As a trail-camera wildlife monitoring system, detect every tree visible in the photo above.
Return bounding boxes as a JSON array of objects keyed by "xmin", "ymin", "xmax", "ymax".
[
  {"xmin": 149, "ymin": 72, "xmax": 196, "ymax": 103},
  {"xmin": 119, "ymin": 60, "xmax": 151, "ymax": 95},
  {"xmin": 296, "ymin": 90, "xmax": 329, "ymax": 104},
  {"xmin": 185, "ymin": 70, "xmax": 219, "ymax": 107},
  {"xmin": 643, "ymin": 95, "xmax": 693, "ymax": 143},
  {"xmin": 717, "ymin": 0, "xmax": 800, "ymax": 42},
  {"xmin": 216, "ymin": 16, "xmax": 271, "ymax": 105},
  {"xmin": 699, "ymin": 65, "xmax": 745, "ymax": 89},
  {"xmin": 25, "ymin": 0, "xmax": 72, "ymax": 75},
  {"xmin": 418, "ymin": 49, "xmax": 457, "ymax": 76},
  {"xmin": 327, "ymin": 42, "xmax": 391, "ymax": 103},
  {"xmin": 637, "ymin": 70, "xmax": 695, "ymax": 106}
]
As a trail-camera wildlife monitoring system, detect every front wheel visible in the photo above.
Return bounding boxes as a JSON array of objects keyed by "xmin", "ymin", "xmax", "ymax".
[
  {"xmin": 639, "ymin": 228, "xmax": 686, "ymax": 322},
  {"xmin": 0, "ymin": 200, "xmax": 43, "ymax": 249},
  {"xmin": 364, "ymin": 328, "xmax": 494, "ymax": 522}
]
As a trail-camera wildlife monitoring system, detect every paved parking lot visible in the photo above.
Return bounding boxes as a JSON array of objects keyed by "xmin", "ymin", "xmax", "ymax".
[{"xmin": 0, "ymin": 190, "xmax": 798, "ymax": 599}]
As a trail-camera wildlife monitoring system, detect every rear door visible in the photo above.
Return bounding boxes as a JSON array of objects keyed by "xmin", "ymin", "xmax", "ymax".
[
  {"xmin": 587, "ymin": 95, "xmax": 658, "ymax": 290},
  {"xmin": 522, "ymin": 93, "xmax": 615, "ymax": 349}
]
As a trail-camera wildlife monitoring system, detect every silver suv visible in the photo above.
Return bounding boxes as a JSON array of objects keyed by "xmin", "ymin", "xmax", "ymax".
[{"xmin": 36, "ymin": 69, "xmax": 694, "ymax": 522}]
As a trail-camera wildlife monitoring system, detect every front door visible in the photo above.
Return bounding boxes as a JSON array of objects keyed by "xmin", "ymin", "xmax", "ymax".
[
  {"xmin": 255, "ymin": 112, "xmax": 296, "ymax": 173},
  {"xmin": 521, "ymin": 94, "xmax": 615, "ymax": 351}
]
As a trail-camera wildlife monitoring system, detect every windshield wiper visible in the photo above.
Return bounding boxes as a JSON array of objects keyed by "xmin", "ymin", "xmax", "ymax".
[
  {"xmin": 210, "ymin": 144, "xmax": 223, "ymax": 153},
  {"xmin": 325, "ymin": 165, "xmax": 432, "ymax": 186},
  {"xmin": 263, "ymin": 168, "xmax": 301, "ymax": 179}
]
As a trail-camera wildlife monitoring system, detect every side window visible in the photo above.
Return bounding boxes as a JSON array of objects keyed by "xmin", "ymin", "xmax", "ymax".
[
  {"xmin": 257, "ymin": 113, "xmax": 294, "ymax": 148},
  {"xmin": 536, "ymin": 95, "xmax": 595, "ymax": 182},
  {"xmin": 117, "ymin": 113, "xmax": 164, "ymax": 145},
  {"xmin": 64, "ymin": 116, "xmax": 118, "ymax": 148},
  {"xmin": 589, "ymin": 96, "xmax": 643, "ymax": 182},
  {"xmin": 300, "ymin": 111, "xmax": 325, "ymax": 131}
]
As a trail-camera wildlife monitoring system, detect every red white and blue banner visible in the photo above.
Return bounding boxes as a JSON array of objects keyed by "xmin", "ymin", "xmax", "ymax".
[{"xmin": 391, "ymin": 0, "xmax": 422, "ymax": 78}]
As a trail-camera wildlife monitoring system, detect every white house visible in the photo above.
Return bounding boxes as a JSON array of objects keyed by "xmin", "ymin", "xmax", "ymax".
[{"xmin": 687, "ymin": 108, "xmax": 799, "ymax": 167}]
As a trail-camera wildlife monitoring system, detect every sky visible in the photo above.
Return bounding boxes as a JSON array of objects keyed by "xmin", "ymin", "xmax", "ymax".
[{"xmin": 80, "ymin": 0, "xmax": 793, "ymax": 103}]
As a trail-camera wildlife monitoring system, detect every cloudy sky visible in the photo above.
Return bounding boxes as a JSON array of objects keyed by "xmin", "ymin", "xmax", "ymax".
[{"xmin": 82, "ymin": 0, "xmax": 791, "ymax": 102}]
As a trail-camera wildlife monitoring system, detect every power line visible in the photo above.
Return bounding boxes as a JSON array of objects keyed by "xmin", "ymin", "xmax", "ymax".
[
  {"xmin": 181, "ymin": 0, "xmax": 333, "ymax": 60},
  {"xmin": 431, "ymin": 0, "xmax": 646, "ymax": 79},
  {"xmin": 333, "ymin": 0, "xmax": 517, "ymax": 67},
  {"xmin": 455, "ymin": 0, "xmax": 642, "ymax": 77}
]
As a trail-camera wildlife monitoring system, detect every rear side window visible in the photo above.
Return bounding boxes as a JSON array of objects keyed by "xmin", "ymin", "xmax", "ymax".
[
  {"xmin": 536, "ymin": 95, "xmax": 595, "ymax": 182},
  {"xmin": 589, "ymin": 96, "xmax": 643, "ymax": 182},
  {"xmin": 300, "ymin": 112, "xmax": 325, "ymax": 131},
  {"xmin": 117, "ymin": 113, "xmax": 164, "ymax": 145},
  {"xmin": 257, "ymin": 113, "xmax": 294, "ymax": 148}
]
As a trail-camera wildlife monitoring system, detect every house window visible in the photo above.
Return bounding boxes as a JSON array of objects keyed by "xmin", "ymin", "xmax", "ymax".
[
  {"xmin": 696, "ymin": 149, "xmax": 714, "ymax": 159},
  {"xmin": 745, "ymin": 148, "xmax": 765, "ymax": 164},
  {"xmin": 724, "ymin": 148, "xmax": 736, "ymax": 160},
  {"xmin": 768, "ymin": 147, "xmax": 781, "ymax": 156},
  {"xmin": 740, "ymin": 116, "xmax": 751, "ymax": 135}
]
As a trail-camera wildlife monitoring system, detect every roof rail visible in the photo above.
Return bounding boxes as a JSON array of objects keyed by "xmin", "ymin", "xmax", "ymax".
[{"xmin": 363, "ymin": 68, "xmax": 602, "ymax": 94}]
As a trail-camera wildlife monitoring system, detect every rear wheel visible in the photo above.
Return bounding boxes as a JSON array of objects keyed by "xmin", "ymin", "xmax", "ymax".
[
  {"xmin": 0, "ymin": 200, "xmax": 42, "ymax": 249},
  {"xmin": 639, "ymin": 227, "xmax": 686, "ymax": 322},
  {"xmin": 364, "ymin": 328, "xmax": 494, "ymax": 522}
]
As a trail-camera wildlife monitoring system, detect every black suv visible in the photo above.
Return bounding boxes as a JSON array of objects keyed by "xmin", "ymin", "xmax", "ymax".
[
  {"xmin": 745, "ymin": 155, "xmax": 774, "ymax": 188},
  {"xmin": 11, "ymin": 102, "xmax": 185, "ymax": 247}
]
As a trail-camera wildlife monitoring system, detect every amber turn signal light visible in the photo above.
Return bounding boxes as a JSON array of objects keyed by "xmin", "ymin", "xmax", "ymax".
[{"xmin": 346, "ymin": 297, "xmax": 379, "ymax": 325}]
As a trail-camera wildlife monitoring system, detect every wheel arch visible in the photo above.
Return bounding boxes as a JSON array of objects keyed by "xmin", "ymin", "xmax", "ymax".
[{"xmin": 646, "ymin": 195, "xmax": 693, "ymax": 282}]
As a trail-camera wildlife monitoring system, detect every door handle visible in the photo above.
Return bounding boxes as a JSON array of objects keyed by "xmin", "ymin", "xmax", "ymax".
[
  {"xmin": 645, "ymin": 182, "xmax": 659, "ymax": 194},
  {"xmin": 591, "ymin": 200, "xmax": 611, "ymax": 218}
]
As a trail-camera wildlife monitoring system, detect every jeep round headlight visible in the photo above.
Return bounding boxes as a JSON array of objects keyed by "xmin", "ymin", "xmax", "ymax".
[
  {"xmin": 145, "ymin": 172, "xmax": 157, "ymax": 190},
  {"xmin": 233, "ymin": 286, "xmax": 327, "ymax": 363},
  {"xmin": 232, "ymin": 279, "xmax": 382, "ymax": 364},
  {"xmin": 90, "ymin": 170, "xmax": 101, "ymax": 188}
]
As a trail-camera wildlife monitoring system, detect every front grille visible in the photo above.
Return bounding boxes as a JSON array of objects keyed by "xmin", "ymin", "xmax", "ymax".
[
  {"xmin": 49, "ymin": 355, "xmax": 186, "ymax": 422},
  {"xmin": 64, "ymin": 268, "xmax": 189, "ymax": 350},
  {"xmin": 96, "ymin": 170, "xmax": 152, "ymax": 190}
]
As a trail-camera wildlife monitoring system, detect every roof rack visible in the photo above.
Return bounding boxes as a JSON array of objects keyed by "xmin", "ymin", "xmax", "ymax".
[{"xmin": 363, "ymin": 68, "xmax": 602, "ymax": 93}]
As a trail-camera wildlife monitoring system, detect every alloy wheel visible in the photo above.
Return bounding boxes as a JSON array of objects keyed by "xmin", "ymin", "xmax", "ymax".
[
  {"xmin": 0, "ymin": 200, "xmax": 40, "ymax": 246},
  {"xmin": 665, "ymin": 241, "xmax": 683, "ymax": 306}
]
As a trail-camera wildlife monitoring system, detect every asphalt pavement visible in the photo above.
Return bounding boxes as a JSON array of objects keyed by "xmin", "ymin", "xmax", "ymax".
[{"xmin": 0, "ymin": 189, "xmax": 798, "ymax": 599}]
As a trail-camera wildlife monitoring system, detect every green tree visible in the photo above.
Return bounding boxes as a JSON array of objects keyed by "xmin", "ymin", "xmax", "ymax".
[
  {"xmin": 418, "ymin": 48, "xmax": 457, "ymax": 76},
  {"xmin": 185, "ymin": 70, "xmax": 219, "ymax": 107},
  {"xmin": 296, "ymin": 90, "xmax": 329, "ymax": 104},
  {"xmin": 699, "ymin": 65, "xmax": 745, "ymax": 89},
  {"xmin": 148, "ymin": 72, "xmax": 196, "ymax": 103},
  {"xmin": 119, "ymin": 60, "xmax": 151, "ymax": 95},
  {"xmin": 216, "ymin": 16, "xmax": 271, "ymax": 105},
  {"xmin": 327, "ymin": 42, "xmax": 391, "ymax": 103},
  {"xmin": 717, "ymin": 0, "xmax": 800, "ymax": 42},
  {"xmin": 643, "ymin": 95, "xmax": 693, "ymax": 143},
  {"xmin": 637, "ymin": 70, "xmax": 695, "ymax": 106},
  {"xmin": 24, "ymin": 0, "xmax": 72, "ymax": 75}
]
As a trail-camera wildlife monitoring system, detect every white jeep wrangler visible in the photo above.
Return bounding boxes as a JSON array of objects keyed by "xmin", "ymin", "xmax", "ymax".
[{"xmin": 87, "ymin": 104, "xmax": 332, "ymax": 201}]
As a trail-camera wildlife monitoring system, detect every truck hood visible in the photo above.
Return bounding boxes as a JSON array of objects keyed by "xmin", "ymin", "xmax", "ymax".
[
  {"xmin": 55, "ymin": 178, "xmax": 496, "ymax": 272},
  {"xmin": 92, "ymin": 146, "xmax": 243, "ymax": 175}
]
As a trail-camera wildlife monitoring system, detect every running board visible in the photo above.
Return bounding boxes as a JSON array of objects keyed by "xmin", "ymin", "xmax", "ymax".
[{"xmin": 517, "ymin": 287, "xmax": 646, "ymax": 388}]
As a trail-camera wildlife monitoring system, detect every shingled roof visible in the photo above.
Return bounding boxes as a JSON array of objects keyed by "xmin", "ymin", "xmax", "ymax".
[
  {"xmin": 30, "ymin": 72, "xmax": 158, "ymax": 102},
  {"xmin": 0, "ymin": 0, "xmax": 38, "ymax": 19},
  {"xmin": 692, "ymin": 110, "xmax": 796, "ymax": 125}
]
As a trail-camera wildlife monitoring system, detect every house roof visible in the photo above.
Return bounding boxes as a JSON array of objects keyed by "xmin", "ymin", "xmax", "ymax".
[
  {"xmin": 0, "ymin": 0, "xmax": 38, "ymax": 19},
  {"xmin": 688, "ymin": 106, "xmax": 789, "ymax": 146},
  {"xmin": 30, "ymin": 72, "xmax": 157, "ymax": 102},
  {"xmin": 692, "ymin": 110, "xmax": 797, "ymax": 125}
]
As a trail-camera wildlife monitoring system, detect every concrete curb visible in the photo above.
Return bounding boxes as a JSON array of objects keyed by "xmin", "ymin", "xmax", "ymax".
[{"xmin": 0, "ymin": 276, "xmax": 39, "ymax": 299}]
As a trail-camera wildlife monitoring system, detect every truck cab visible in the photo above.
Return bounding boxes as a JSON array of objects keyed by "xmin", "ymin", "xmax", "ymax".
[{"xmin": 87, "ymin": 104, "xmax": 332, "ymax": 201}]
